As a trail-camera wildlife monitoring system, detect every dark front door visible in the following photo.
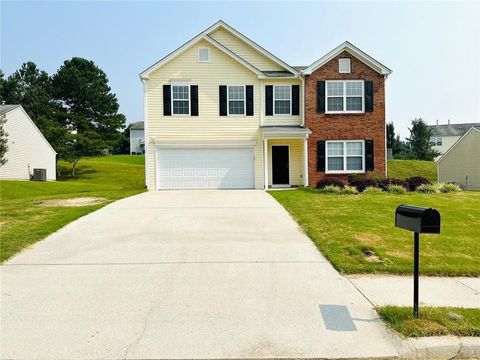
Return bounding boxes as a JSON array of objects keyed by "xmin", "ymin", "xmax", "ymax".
[{"xmin": 272, "ymin": 146, "xmax": 290, "ymax": 185}]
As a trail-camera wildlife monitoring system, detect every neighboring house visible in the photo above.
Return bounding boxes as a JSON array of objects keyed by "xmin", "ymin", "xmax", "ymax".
[
  {"xmin": 129, "ymin": 121, "xmax": 145, "ymax": 154},
  {"xmin": 428, "ymin": 121, "xmax": 480, "ymax": 155},
  {"xmin": 437, "ymin": 127, "xmax": 480, "ymax": 190},
  {"xmin": 140, "ymin": 21, "xmax": 391, "ymax": 190},
  {"xmin": 0, "ymin": 105, "xmax": 56, "ymax": 181}
]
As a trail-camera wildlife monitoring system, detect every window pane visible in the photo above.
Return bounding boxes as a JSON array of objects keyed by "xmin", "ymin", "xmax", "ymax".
[
  {"xmin": 327, "ymin": 97, "xmax": 343, "ymax": 111},
  {"xmin": 229, "ymin": 100, "xmax": 245, "ymax": 115},
  {"xmin": 172, "ymin": 86, "xmax": 189, "ymax": 100},
  {"xmin": 327, "ymin": 82, "xmax": 343, "ymax": 96},
  {"xmin": 346, "ymin": 142, "xmax": 363, "ymax": 156},
  {"xmin": 346, "ymin": 82, "xmax": 362, "ymax": 96},
  {"xmin": 328, "ymin": 157, "xmax": 344, "ymax": 171},
  {"xmin": 327, "ymin": 142, "xmax": 344, "ymax": 156},
  {"xmin": 347, "ymin": 156, "xmax": 363, "ymax": 170},
  {"xmin": 346, "ymin": 97, "xmax": 362, "ymax": 111},
  {"xmin": 173, "ymin": 100, "xmax": 189, "ymax": 114},
  {"xmin": 275, "ymin": 100, "xmax": 290, "ymax": 114},
  {"xmin": 228, "ymin": 86, "xmax": 244, "ymax": 100},
  {"xmin": 274, "ymin": 85, "xmax": 290, "ymax": 100}
]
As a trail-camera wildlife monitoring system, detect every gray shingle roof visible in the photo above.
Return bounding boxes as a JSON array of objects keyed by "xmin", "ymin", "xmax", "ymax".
[
  {"xmin": 0, "ymin": 104, "xmax": 21, "ymax": 116},
  {"xmin": 130, "ymin": 121, "xmax": 144, "ymax": 130},
  {"xmin": 428, "ymin": 123, "xmax": 480, "ymax": 136},
  {"xmin": 292, "ymin": 66, "xmax": 307, "ymax": 72}
]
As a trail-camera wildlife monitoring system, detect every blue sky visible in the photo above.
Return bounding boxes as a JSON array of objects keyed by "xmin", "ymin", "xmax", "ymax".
[{"xmin": 1, "ymin": 1, "xmax": 479, "ymax": 138}]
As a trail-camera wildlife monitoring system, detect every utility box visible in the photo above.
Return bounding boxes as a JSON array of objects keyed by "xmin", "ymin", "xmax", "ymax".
[
  {"xmin": 395, "ymin": 205, "xmax": 440, "ymax": 234},
  {"xmin": 32, "ymin": 168, "xmax": 47, "ymax": 181}
]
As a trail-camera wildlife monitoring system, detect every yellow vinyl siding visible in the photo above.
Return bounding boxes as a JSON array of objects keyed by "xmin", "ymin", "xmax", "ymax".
[
  {"xmin": 268, "ymin": 139, "xmax": 304, "ymax": 186},
  {"xmin": 209, "ymin": 27, "xmax": 285, "ymax": 71}
]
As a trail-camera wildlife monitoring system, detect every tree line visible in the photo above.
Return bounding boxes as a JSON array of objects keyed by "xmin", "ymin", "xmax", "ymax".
[
  {"xmin": 0, "ymin": 59, "xmax": 127, "ymax": 175},
  {"xmin": 387, "ymin": 118, "xmax": 440, "ymax": 161}
]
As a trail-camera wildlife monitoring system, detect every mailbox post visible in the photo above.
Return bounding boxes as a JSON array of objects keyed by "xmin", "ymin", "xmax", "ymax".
[{"xmin": 395, "ymin": 205, "xmax": 440, "ymax": 318}]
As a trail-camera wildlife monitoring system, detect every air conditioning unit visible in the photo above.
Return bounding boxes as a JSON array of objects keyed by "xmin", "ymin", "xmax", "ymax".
[{"xmin": 32, "ymin": 168, "xmax": 47, "ymax": 181}]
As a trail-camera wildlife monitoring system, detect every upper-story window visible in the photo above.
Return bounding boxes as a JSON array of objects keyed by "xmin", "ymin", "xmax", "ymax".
[
  {"xmin": 339, "ymin": 58, "xmax": 351, "ymax": 73},
  {"xmin": 172, "ymin": 83, "xmax": 190, "ymax": 115},
  {"xmin": 326, "ymin": 80, "xmax": 364, "ymax": 114},
  {"xmin": 227, "ymin": 85, "xmax": 245, "ymax": 115},
  {"xmin": 274, "ymin": 85, "xmax": 291, "ymax": 115},
  {"xmin": 198, "ymin": 47, "xmax": 210, "ymax": 62},
  {"xmin": 326, "ymin": 140, "xmax": 365, "ymax": 173},
  {"xmin": 430, "ymin": 137, "xmax": 442, "ymax": 146}
]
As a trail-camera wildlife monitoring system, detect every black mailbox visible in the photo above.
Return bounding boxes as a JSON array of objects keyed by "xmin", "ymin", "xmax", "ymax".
[{"xmin": 395, "ymin": 205, "xmax": 440, "ymax": 234}]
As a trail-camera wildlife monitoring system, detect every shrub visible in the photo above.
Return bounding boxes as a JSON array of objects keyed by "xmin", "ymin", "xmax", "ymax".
[
  {"xmin": 322, "ymin": 185, "xmax": 343, "ymax": 194},
  {"xmin": 405, "ymin": 176, "xmax": 432, "ymax": 191},
  {"xmin": 416, "ymin": 184, "xmax": 440, "ymax": 194},
  {"xmin": 342, "ymin": 185, "xmax": 359, "ymax": 194},
  {"xmin": 439, "ymin": 183, "xmax": 462, "ymax": 193},
  {"xmin": 378, "ymin": 178, "xmax": 406, "ymax": 191},
  {"xmin": 386, "ymin": 184, "xmax": 407, "ymax": 194},
  {"xmin": 348, "ymin": 175, "xmax": 378, "ymax": 192},
  {"xmin": 316, "ymin": 176, "xmax": 347, "ymax": 189},
  {"xmin": 363, "ymin": 186, "xmax": 384, "ymax": 194}
]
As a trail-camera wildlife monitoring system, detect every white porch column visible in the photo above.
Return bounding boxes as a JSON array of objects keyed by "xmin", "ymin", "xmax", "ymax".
[
  {"xmin": 303, "ymin": 138, "xmax": 309, "ymax": 187},
  {"xmin": 264, "ymin": 138, "xmax": 268, "ymax": 190}
]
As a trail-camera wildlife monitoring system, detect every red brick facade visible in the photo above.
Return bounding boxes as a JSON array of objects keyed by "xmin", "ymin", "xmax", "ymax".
[{"xmin": 305, "ymin": 51, "xmax": 387, "ymax": 187}]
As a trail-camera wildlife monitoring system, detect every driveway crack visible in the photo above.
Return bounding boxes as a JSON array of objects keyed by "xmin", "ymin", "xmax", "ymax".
[{"xmin": 123, "ymin": 303, "xmax": 154, "ymax": 360}]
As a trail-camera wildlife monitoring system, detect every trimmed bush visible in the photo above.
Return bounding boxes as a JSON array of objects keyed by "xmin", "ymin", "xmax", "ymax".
[
  {"xmin": 379, "ymin": 178, "xmax": 407, "ymax": 191},
  {"xmin": 322, "ymin": 185, "xmax": 343, "ymax": 194},
  {"xmin": 386, "ymin": 184, "xmax": 407, "ymax": 194},
  {"xmin": 348, "ymin": 175, "xmax": 378, "ymax": 192},
  {"xmin": 405, "ymin": 176, "xmax": 431, "ymax": 191},
  {"xmin": 363, "ymin": 186, "xmax": 384, "ymax": 194},
  {"xmin": 439, "ymin": 183, "xmax": 462, "ymax": 193},
  {"xmin": 316, "ymin": 176, "xmax": 347, "ymax": 189},
  {"xmin": 416, "ymin": 184, "xmax": 440, "ymax": 194},
  {"xmin": 343, "ymin": 185, "xmax": 359, "ymax": 194}
]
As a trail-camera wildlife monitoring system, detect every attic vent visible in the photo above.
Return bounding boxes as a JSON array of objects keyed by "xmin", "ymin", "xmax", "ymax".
[
  {"xmin": 339, "ymin": 58, "xmax": 351, "ymax": 73},
  {"xmin": 198, "ymin": 47, "xmax": 210, "ymax": 62}
]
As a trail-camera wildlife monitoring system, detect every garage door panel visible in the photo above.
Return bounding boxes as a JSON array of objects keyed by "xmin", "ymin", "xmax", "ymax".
[{"xmin": 157, "ymin": 148, "xmax": 255, "ymax": 190}]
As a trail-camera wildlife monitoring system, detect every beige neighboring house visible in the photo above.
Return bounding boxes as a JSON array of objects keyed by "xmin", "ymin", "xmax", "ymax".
[
  {"xmin": 436, "ymin": 127, "xmax": 480, "ymax": 190},
  {"xmin": 428, "ymin": 121, "xmax": 480, "ymax": 156},
  {"xmin": 129, "ymin": 121, "xmax": 145, "ymax": 154},
  {"xmin": 0, "ymin": 105, "xmax": 56, "ymax": 181}
]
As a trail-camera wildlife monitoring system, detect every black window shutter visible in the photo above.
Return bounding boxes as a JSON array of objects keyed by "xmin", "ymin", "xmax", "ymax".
[
  {"xmin": 265, "ymin": 85, "xmax": 273, "ymax": 116},
  {"xmin": 365, "ymin": 140, "xmax": 374, "ymax": 171},
  {"xmin": 317, "ymin": 81, "xmax": 325, "ymax": 113},
  {"xmin": 292, "ymin": 85, "xmax": 300, "ymax": 115},
  {"xmin": 246, "ymin": 85, "xmax": 254, "ymax": 116},
  {"xmin": 365, "ymin": 81, "xmax": 373, "ymax": 112},
  {"xmin": 190, "ymin": 85, "xmax": 198, "ymax": 116},
  {"xmin": 219, "ymin": 85, "xmax": 227, "ymax": 116},
  {"xmin": 163, "ymin": 85, "xmax": 171, "ymax": 116},
  {"xmin": 317, "ymin": 141, "xmax": 326, "ymax": 172}
]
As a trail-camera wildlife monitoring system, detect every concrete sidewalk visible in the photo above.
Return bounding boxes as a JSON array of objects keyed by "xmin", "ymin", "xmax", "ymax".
[{"xmin": 348, "ymin": 275, "xmax": 480, "ymax": 308}]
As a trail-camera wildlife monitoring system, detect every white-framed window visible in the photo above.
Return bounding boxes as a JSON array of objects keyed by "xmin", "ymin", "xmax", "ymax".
[
  {"xmin": 198, "ymin": 47, "xmax": 210, "ymax": 62},
  {"xmin": 339, "ymin": 58, "xmax": 351, "ymax": 73},
  {"xmin": 171, "ymin": 83, "xmax": 190, "ymax": 115},
  {"xmin": 326, "ymin": 140, "xmax": 365, "ymax": 173},
  {"xmin": 326, "ymin": 80, "xmax": 364, "ymax": 113},
  {"xmin": 430, "ymin": 137, "xmax": 442, "ymax": 146},
  {"xmin": 273, "ymin": 85, "xmax": 291, "ymax": 115},
  {"xmin": 227, "ymin": 85, "xmax": 246, "ymax": 115}
]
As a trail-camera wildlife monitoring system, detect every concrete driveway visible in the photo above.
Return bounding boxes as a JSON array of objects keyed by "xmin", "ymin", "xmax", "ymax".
[{"xmin": 1, "ymin": 190, "xmax": 401, "ymax": 359}]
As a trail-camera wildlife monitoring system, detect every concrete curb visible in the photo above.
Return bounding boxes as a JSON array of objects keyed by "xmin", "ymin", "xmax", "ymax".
[{"xmin": 399, "ymin": 336, "xmax": 480, "ymax": 359}]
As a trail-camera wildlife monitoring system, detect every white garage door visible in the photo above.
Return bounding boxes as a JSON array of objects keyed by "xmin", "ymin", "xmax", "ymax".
[{"xmin": 157, "ymin": 147, "xmax": 255, "ymax": 189}]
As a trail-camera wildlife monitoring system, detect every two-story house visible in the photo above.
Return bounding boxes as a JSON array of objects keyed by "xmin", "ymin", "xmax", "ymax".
[{"xmin": 140, "ymin": 21, "xmax": 391, "ymax": 190}]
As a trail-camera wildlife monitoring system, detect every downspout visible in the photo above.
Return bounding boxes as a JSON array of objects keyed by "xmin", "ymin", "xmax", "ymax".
[
  {"xmin": 300, "ymin": 71, "xmax": 308, "ymax": 187},
  {"xmin": 384, "ymin": 74, "xmax": 388, "ymax": 177},
  {"xmin": 300, "ymin": 74, "xmax": 305, "ymax": 127},
  {"xmin": 142, "ymin": 78, "xmax": 149, "ymax": 189}
]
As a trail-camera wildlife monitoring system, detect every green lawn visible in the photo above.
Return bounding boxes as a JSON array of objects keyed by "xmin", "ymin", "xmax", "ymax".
[
  {"xmin": 388, "ymin": 160, "xmax": 437, "ymax": 182},
  {"xmin": 377, "ymin": 306, "xmax": 480, "ymax": 337},
  {"xmin": 0, "ymin": 155, "xmax": 145, "ymax": 262},
  {"xmin": 270, "ymin": 188, "xmax": 480, "ymax": 276}
]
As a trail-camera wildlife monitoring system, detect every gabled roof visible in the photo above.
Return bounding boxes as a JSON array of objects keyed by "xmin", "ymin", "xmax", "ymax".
[
  {"xmin": 139, "ymin": 20, "xmax": 298, "ymax": 80},
  {"xmin": 130, "ymin": 121, "xmax": 144, "ymax": 130},
  {"xmin": 436, "ymin": 127, "xmax": 480, "ymax": 163},
  {"xmin": 428, "ymin": 123, "xmax": 480, "ymax": 136},
  {"xmin": 302, "ymin": 41, "xmax": 392, "ymax": 76}
]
